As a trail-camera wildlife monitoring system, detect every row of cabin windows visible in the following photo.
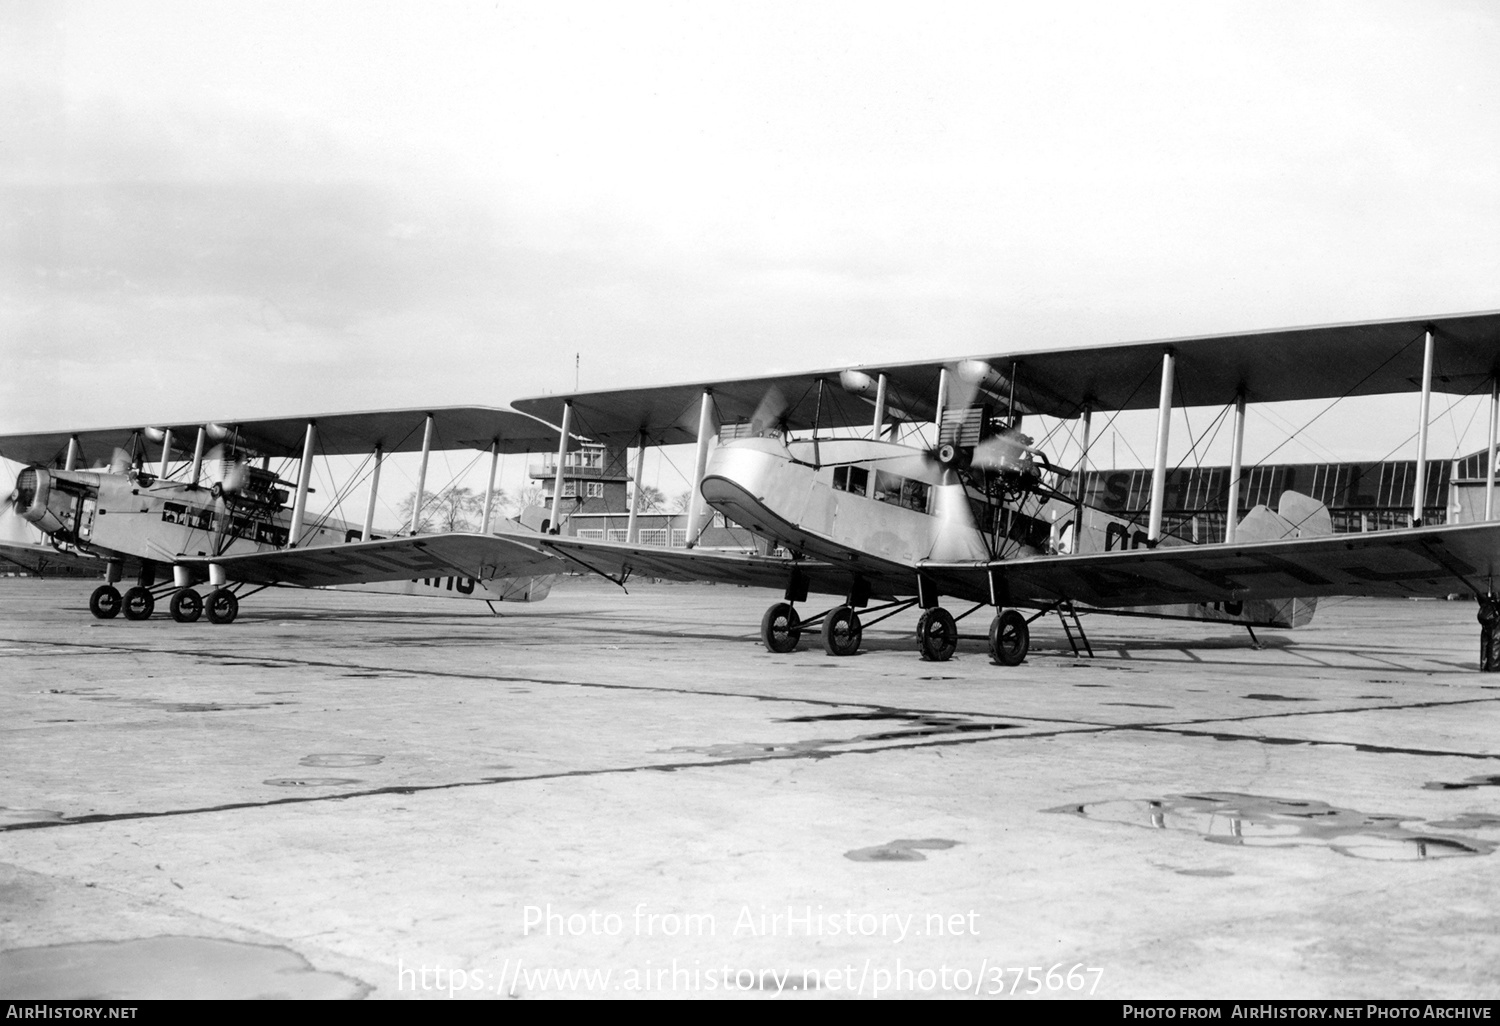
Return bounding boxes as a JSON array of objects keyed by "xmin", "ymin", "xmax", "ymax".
[{"xmin": 831, "ymin": 465, "xmax": 932, "ymax": 514}]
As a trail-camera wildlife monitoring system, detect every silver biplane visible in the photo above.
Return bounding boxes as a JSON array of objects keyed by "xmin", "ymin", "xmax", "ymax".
[
  {"xmin": 510, "ymin": 310, "xmax": 1500, "ymax": 670},
  {"xmin": 0, "ymin": 408, "xmax": 566, "ymax": 622}
]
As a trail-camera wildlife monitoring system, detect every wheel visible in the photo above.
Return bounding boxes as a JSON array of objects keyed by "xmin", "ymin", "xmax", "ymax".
[
  {"xmin": 989, "ymin": 609, "xmax": 1030, "ymax": 666},
  {"xmin": 206, "ymin": 589, "xmax": 239, "ymax": 625},
  {"xmin": 169, "ymin": 588, "xmax": 203, "ymax": 623},
  {"xmin": 916, "ymin": 607, "xmax": 958, "ymax": 662},
  {"xmin": 760, "ymin": 602, "xmax": 802, "ymax": 653},
  {"xmin": 821, "ymin": 605, "xmax": 862, "ymax": 657},
  {"xmin": 122, "ymin": 586, "xmax": 155, "ymax": 621},
  {"xmin": 89, "ymin": 585, "xmax": 122, "ymax": 619}
]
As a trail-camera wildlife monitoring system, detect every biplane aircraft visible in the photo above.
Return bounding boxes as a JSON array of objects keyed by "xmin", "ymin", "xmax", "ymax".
[
  {"xmin": 508, "ymin": 309, "xmax": 1500, "ymax": 671},
  {"xmin": 7, "ymin": 311, "xmax": 1500, "ymax": 672},
  {"xmin": 0, "ymin": 408, "xmax": 567, "ymax": 622}
]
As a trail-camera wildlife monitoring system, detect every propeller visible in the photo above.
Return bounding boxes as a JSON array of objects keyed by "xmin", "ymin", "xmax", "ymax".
[
  {"xmin": 203, "ymin": 444, "xmax": 251, "ymax": 496},
  {"xmin": 748, "ymin": 385, "xmax": 791, "ymax": 438},
  {"xmin": 0, "ymin": 465, "xmax": 21, "ymax": 519},
  {"xmin": 927, "ymin": 469, "xmax": 989, "ymax": 561}
]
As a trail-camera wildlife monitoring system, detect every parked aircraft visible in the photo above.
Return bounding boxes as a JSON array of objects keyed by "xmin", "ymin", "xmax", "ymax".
[
  {"xmin": 510, "ymin": 310, "xmax": 1500, "ymax": 670},
  {"xmin": 0, "ymin": 408, "xmax": 564, "ymax": 622},
  {"xmin": 7, "ymin": 312, "xmax": 1500, "ymax": 673}
]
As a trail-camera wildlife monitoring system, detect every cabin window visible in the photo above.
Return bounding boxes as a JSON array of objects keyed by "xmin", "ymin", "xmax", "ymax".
[
  {"xmin": 832, "ymin": 465, "xmax": 869, "ymax": 496},
  {"xmin": 900, "ymin": 478, "xmax": 931, "ymax": 513},
  {"xmin": 870, "ymin": 471, "xmax": 930, "ymax": 513},
  {"xmin": 585, "ymin": 482, "xmax": 604, "ymax": 498}
]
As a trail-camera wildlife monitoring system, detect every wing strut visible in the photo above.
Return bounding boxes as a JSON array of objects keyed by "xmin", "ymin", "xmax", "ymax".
[{"xmin": 538, "ymin": 540, "xmax": 631, "ymax": 592}]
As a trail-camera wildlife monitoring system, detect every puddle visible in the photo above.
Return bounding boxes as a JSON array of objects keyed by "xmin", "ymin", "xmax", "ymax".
[
  {"xmin": 47, "ymin": 690, "xmax": 291, "ymax": 714},
  {"xmin": 1049, "ymin": 792, "xmax": 1495, "ymax": 860},
  {"xmin": 845, "ymin": 838, "xmax": 960, "ymax": 862},
  {"xmin": 1103, "ymin": 702, "xmax": 1173, "ymax": 709},
  {"xmin": 1424, "ymin": 774, "xmax": 1500, "ymax": 791},
  {"xmin": 263, "ymin": 778, "xmax": 363, "ymax": 788},
  {"xmin": 0, "ymin": 936, "xmax": 369, "ymax": 999},
  {"xmin": 1354, "ymin": 695, "xmax": 1391, "ymax": 700},
  {"xmin": 1242, "ymin": 694, "xmax": 1314, "ymax": 702},
  {"xmin": 1427, "ymin": 813, "xmax": 1500, "ymax": 830},
  {"xmin": 299, "ymin": 754, "xmax": 384, "ymax": 768},
  {"xmin": 775, "ymin": 710, "xmax": 1017, "ymax": 743},
  {"xmin": 917, "ymin": 676, "xmax": 957, "ymax": 681},
  {"xmin": 1174, "ymin": 868, "xmax": 1234, "ymax": 878},
  {"xmin": 0, "ymin": 807, "xmax": 65, "ymax": 826},
  {"xmin": 663, "ymin": 740, "xmax": 842, "ymax": 760}
]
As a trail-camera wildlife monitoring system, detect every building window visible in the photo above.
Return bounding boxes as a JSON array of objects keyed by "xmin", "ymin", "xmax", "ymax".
[
  {"xmin": 671, "ymin": 529, "xmax": 688, "ymax": 547},
  {"xmin": 585, "ymin": 482, "xmax": 604, "ymax": 498},
  {"xmin": 639, "ymin": 529, "xmax": 667, "ymax": 547},
  {"xmin": 562, "ymin": 481, "xmax": 578, "ymax": 498},
  {"xmin": 576, "ymin": 529, "xmax": 604, "ymax": 540},
  {"xmin": 607, "ymin": 529, "xmax": 628, "ymax": 542}
]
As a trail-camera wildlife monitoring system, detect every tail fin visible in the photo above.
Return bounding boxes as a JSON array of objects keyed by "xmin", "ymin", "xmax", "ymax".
[{"xmin": 1232, "ymin": 490, "xmax": 1330, "ymax": 627}]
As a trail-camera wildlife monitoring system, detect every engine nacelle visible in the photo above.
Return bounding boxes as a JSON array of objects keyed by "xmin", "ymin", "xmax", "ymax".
[{"xmin": 10, "ymin": 467, "xmax": 98, "ymax": 538}]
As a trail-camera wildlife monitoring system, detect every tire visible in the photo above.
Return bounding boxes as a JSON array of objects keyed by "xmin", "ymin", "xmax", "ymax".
[
  {"xmin": 89, "ymin": 585, "xmax": 122, "ymax": 620},
  {"xmin": 169, "ymin": 588, "xmax": 204, "ymax": 624},
  {"xmin": 916, "ymin": 607, "xmax": 958, "ymax": 662},
  {"xmin": 206, "ymin": 589, "xmax": 239, "ymax": 625},
  {"xmin": 760, "ymin": 602, "xmax": 802, "ymax": 653},
  {"xmin": 989, "ymin": 608, "xmax": 1029, "ymax": 666},
  {"xmin": 123, "ymin": 586, "xmax": 155, "ymax": 621},
  {"xmin": 822, "ymin": 605, "xmax": 862, "ymax": 657}
]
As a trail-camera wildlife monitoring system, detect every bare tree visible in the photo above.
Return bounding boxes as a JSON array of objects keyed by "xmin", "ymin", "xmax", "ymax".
[
  {"xmin": 397, "ymin": 487, "xmax": 500, "ymax": 534},
  {"xmin": 670, "ymin": 489, "xmax": 694, "ymax": 514},
  {"xmin": 508, "ymin": 485, "xmax": 547, "ymax": 517},
  {"xmin": 633, "ymin": 484, "xmax": 666, "ymax": 512}
]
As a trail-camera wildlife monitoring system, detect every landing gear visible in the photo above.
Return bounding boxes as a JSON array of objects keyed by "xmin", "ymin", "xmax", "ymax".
[
  {"xmin": 206, "ymin": 589, "xmax": 239, "ymax": 625},
  {"xmin": 122, "ymin": 586, "xmax": 155, "ymax": 621},
  {"xmin": 916, "ymin": 607, "xmax": 958, "ymax": 662},
  {"xmin": 89, "ymin": 585, "xmax": 122, "ymax": 619},
  {"xmin": 989, "ymin": 609, "xmax": 1029, "ymax": 666},
  {"xmin": 169, "ymin": 588, "xmax": 204, "ymax": 623},
  {"xmin": 760, "ymin": 602, "xmax": 802, "ymax": 653},
  {"xmin": 822, "ymin": 605, "xmax": 862, "ymax": 657}
]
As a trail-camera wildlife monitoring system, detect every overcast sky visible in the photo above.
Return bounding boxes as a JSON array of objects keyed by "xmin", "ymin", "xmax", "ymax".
[{"xmin": 4, "ymin": 0, "xmax": 1499, "ymax": 491}]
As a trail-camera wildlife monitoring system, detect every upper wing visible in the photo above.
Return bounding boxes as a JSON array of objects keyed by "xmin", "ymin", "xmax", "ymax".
[
  {"xmin": 0, "ymin": 406, "xmax": 564, "ymax": 468},
  {"xmin": 920, "ymin": 521, "xmax": 1500, "ymax": 608},
  {"xmin": 175, "ymin": 532, "xmax": 562, "ymax": 588},
  {"xmin": 512, "ymin": 309, "xmax": 1500, "ymax": 437}
]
